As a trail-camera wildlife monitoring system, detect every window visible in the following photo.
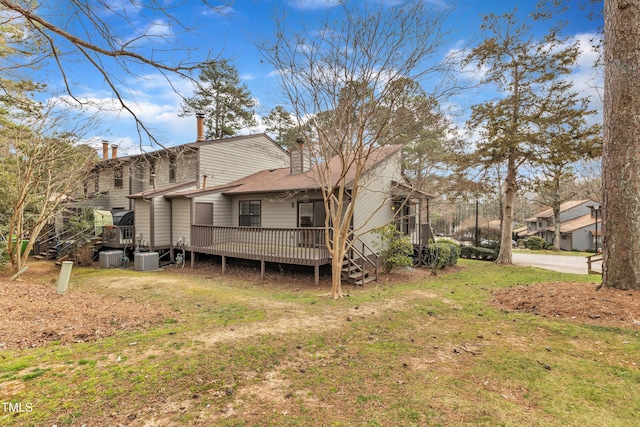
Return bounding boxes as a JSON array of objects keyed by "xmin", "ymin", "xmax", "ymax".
[
  {"xmin": 239, "ymin": 200, "xmax": 261, "ymax": 227},
  {"xmin": 195, "ymin": 202, "xmax": 214, "ymax": 225},
  {"xmin": 114, "ymin": 165, "xmax": 123, "ymax": 189},
  {"xmin": 169, "ymin": 154, "xmax": 177, "ymax": 183}
]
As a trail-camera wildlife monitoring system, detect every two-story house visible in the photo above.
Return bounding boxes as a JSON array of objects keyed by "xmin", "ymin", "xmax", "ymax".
[{"xmin": 524, "ymin": 200, "xmax": 601, "ymax": 251}]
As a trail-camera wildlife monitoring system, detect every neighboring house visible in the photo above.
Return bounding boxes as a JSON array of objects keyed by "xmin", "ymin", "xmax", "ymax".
[
  {"xmin": 524, "ymin": 200, "xmax": 600, "ymax": 250},
  {"xmin": 165, "ymin": 143, "xmax": 434, "ymax": 283},
  {"xmin": 558, "ymin": 212, "xmax": 602, "ymax": 251}
]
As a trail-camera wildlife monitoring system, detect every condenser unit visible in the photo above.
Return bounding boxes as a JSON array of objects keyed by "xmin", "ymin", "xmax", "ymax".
[
  {"xmin": 99, "ymin": 250, "xmax": 124, "ymax": 269},
  {"xmin": 134, "ymin": 252, "xmax": 159, "ymax": 271}
]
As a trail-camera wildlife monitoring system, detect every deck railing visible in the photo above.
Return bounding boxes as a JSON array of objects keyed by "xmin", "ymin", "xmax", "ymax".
[
  {"xmin": 190, "ymin": 226, "xmax": 331, "ymax": 266},
  {"xmin": 102, "ymin": 225, "xmax": 135, "ymax": 248}
]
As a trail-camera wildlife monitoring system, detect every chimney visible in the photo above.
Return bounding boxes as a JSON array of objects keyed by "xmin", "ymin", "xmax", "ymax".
[
  {"xmin": 111, "ymin": 144, "xmax": 118, "ymax": 159},
  {"xmin": 196, "ymin": 112, "xmax": 205, "ymax": 142},
  {"xmin": 102, "ymin": 141, "xmax": 109, "ymax": 160},
  {"xmin": 290, "ymin": 139, "xmax": 310, "ymax": 175}
]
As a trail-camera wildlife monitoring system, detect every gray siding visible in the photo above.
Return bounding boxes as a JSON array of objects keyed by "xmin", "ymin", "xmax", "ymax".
[
  {"xmin": 353, "ymin": 150, "xmax": 404, "ymax": 249},
  {"xmin": 198, "ymin": 135, "xmax": 289, "ymax": 187},
  {"xmin": 172, "ymin": 199, "xmax": 192, "ymax": 246},
  {"xmin": 134, "ymin": 201, "xmax": 151, "ymax": 247},
  {"xmin": 153, "ymin": 196, "xmax": 172, "ymax": 247}
]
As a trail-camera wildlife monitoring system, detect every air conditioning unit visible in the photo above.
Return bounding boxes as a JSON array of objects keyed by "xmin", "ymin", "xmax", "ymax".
[
  {"xmin": 99, "ymin": 250, "xmax": 124, "ymax": 269},
  {"xmin": 134, "ymin": 252, "xmax": 159, "ymax": 271}
]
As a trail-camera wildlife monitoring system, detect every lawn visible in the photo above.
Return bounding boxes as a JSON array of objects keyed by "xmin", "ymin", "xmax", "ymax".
[{"xmin": 1, "ymin": 259, "xmax": 638, "ymax": 426}]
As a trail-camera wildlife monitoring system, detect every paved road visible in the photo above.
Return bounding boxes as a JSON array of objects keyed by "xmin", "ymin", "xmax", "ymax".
[{"xmin": 511, "ymin": 252, "xmax": 601, "ymax": 275}]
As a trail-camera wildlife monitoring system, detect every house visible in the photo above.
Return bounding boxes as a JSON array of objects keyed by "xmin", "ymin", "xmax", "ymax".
[
  {"xmin": 524, "ymin": 200, "xmax": 601, "ymax": 250},
  {"xmin": 164, "ymin": 143, "xmax": 433, "ymax": 283},
  {"xmin": 66, "ymin": 116, "xmax": 434, "ymax": 283},
  {"xmin": 558, "ymin": 213, "xmax": 602, "ymax": 251},
  {"xmin": 69, "ymin": 117, "xmax": 290, "ymax": 251}
]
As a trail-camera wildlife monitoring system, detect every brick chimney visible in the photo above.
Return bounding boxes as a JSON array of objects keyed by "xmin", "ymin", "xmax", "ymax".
[
  {"xmin": 290, "ymin": 139, "xmax": 310, "ymax": 175},
  {"xmin": 102, "ymin": 141, "xmax": 109, "ymax": 160},
  {"xmin": 196, "ymin": 112, "xmax": 205, "ymax": 142},
  {"xmin": 111, "ymin": 144, "xmax": 118, "ymax": 159}
]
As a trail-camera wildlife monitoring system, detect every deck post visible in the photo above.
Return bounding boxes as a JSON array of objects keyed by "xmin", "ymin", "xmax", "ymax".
[
  {"xmin": 261, "ymin": 259, "xmax": 265, "ymax": 280},
  {"xmin": 222, "ymin": 256, "xmax": 226, "ymax": 274},
  {"xmin": 314, "ymin": 263, "xmax": 319, "ymax": 285},
  {"xmin": 190, "ymin": 250, "xmax": 194, "ymax": 269}
]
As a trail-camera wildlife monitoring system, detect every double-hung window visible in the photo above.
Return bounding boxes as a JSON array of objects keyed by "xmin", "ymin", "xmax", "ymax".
[{"xmin": 239, "ymin": 200, "xmax": 261, "ymax": 227}]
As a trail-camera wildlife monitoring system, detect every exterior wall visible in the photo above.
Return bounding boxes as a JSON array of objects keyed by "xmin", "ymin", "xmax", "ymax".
[
  {"xmin": 172, "ymin": 198, "xmax": 192, "ymax": 247},
  {"xmin": 229, "ymin": 193, "xmax": 303, "ymax": 228},
  {"xmin": 559, "ymin": 203, "xmax": 592, "ymax": 223},
  {"xmin": 129, "ymin": 150, "xmax": 199, "ymax": 194},
  {"xmin": 153, "ymin": 196, "xmax": 172, "ymax": 248},
  {"xmin": 134, "ymin": 200, "xmax": 151, "ymax": 248},
  {"xmin": 353, "ymin": 151, "xmax": 404, "ymax": 250},
  {"xmin": 198, "ymin": 135, "xmax": 289, "ymax": 187}
]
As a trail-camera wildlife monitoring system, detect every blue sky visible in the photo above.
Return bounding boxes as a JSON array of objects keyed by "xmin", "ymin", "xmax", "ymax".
[{"xmin": 37, "ymin": 0, "xmax": 603, "ymax": 156}]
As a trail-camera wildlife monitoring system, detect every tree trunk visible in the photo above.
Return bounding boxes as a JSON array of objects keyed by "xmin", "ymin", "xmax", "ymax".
[
  {"xmin": 602, "ymin": 0, "xmax": 640, "ymax": 290},
  {"xmin": 329, "ymin": 235, "xmax": 346, "ymax": 299},
  {"xmin": 553, "ymin": 207, "xmax": 561, "ymax": 252},
  {"xmin": 496, "ymin": 154, "xmax": 516, "ymax": 264}
]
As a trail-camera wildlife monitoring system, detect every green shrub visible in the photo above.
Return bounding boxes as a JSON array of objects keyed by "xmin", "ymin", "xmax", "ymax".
[
  {"xmin": 373, "ymin": 224, "xmax": 414, "ymax": 273},
  {"xmin": 459, "ymin": 246, "xmax": 498, "ymax": 261},
  {"xmin": 437, "ymin": 238, "xmax": 461, "ymax": 266},
  {"xmin": 423, "ymin": 242, "xmax": 452, "ymax": 271},
  {"xmin": 526, "ymin": 236, "xmax": 546, "ymax": 250}
]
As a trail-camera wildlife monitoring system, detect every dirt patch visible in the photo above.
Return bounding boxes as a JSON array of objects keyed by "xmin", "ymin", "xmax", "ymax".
[
  {"xmin": 490, "ymin": 281, "xmax": 640, "ymax": 328},
  {"xmin": 0, "ymin": 263, "xmax": 173, "ymax": 350}
]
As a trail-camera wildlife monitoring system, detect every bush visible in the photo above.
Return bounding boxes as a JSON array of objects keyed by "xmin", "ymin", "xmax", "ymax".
[
  {"xmin": 526, "ymin": 236, "xmax": 546, "ymax": 250},
  {"xmin": 423, "ymin": 240, "xmax": 461, "ymax": 272},
  {"xmin": 460, "ymin": 246, "xmax": 498, "ymax": 261},
  {"xmin": 437, "ymin": 238, "xmax": 461, "ymax": 266},
  {"xmin": 373, "ymin": 224, "xmax": 414, "ymax": 273},
  {"xmin": 423, "ymin": 242, "xmax": 451, "ymax": 271}
]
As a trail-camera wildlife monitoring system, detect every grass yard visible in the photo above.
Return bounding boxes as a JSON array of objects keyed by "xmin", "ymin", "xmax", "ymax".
[{"xmin": 1, "ymin": 259, "xmax": 639, "ymax": 426}]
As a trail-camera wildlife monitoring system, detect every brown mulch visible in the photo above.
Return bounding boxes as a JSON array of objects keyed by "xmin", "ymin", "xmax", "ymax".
[
  {"xmin": 490, "ymin": 281, "xmax": 640, "ymax": 328},
  {"xmin": 0, "ymin": 263, "xmax": 174, "ymax": 350}
]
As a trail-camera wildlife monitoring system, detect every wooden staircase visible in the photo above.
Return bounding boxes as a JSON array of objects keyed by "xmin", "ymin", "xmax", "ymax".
[
  {"xmin": 339, "ymin": 236, "xmax": 379, "ymax": 286},
  {"xmin": 341, "ymin": 255, "xmax": 377, "ymax": 286}
]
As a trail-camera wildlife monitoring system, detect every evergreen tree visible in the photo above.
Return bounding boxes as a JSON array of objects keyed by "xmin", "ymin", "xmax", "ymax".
[
  {"xmin": 462, "ymin": 11, "xmax": 582, "ymax": 264},
  {"xmin": 262, "ymin": 105, "xmax": 296, "ymax": 146},
  {"xmin": 180, "ymin": 59, "xmax": 257, "ymax": 139}
]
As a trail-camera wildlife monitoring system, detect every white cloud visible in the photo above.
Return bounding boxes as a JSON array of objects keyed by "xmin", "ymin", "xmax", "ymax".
[{"xmin": 287, "ymin": 0, "xmax": 341, "ymax": 10}]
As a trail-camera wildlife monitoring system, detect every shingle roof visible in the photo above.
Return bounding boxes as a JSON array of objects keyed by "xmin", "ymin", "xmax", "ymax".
[
  {"xmin": 127, "ymin": 181, "xmax": 198, "ymax": 199},
  {"xmin": 557, "ymin": 213, "xmax": 601, "ymax": 233},
  {"xmin": 525, "ymin": 200, "xmax": 592, "ymax": 222}
]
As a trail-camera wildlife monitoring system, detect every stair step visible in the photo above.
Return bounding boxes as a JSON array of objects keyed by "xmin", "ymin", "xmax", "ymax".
[
  {"xmin": 346, "ymin": 270, "xmax": 371, "ymax": 280},
  {"xmin": 355, "ymin": 276, "xmax": 377, "ymax": 286},
  {"xmin": 32, "ymin": 255, "xmax": 47, "ymax": 260}
]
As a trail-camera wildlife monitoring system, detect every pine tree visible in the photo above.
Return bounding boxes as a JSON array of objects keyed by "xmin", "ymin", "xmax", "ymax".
[{"xmin": 180, "ymin": 59, "xmax": 257, "ymax": 139}]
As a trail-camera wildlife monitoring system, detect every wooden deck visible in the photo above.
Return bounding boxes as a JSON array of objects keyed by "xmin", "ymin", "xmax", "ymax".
[
  {"xmin": 102, "ymin": 226, "xmax": 135, "ymax": 249},
  {"xmin": 190, "ymin": 226, "xmax": 332, "ymax": 283}
]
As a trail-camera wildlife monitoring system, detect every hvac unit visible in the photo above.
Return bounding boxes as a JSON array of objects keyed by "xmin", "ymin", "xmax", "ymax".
[
  {"xmin": 99, "ymin": 250, "xmax": 124, "ymax": 269},
  {"xmin": 134, "ymin": 252, "xmax": 159, "ymax": 271}
]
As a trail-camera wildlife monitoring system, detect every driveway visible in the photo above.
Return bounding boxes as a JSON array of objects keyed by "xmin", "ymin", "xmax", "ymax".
[{"xmin": 511, "ymin": 251, "xmax": 601, "ymax": 275}]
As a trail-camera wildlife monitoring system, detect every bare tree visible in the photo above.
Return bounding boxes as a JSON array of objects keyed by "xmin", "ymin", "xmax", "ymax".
[
  {"xmin": 1, "ymin": 106, "xmax": 95, "ymax": 272},
  {"xmin": 0, "ymin": 0, "xmax": 225, "ymax": 146},
  {"xmin": 602, "ymin": 0, "xmax": 640, "ymax": 290},
  {"xmin": 261, "ymin": 1, "xmax": 451, "ymax": 298}
]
